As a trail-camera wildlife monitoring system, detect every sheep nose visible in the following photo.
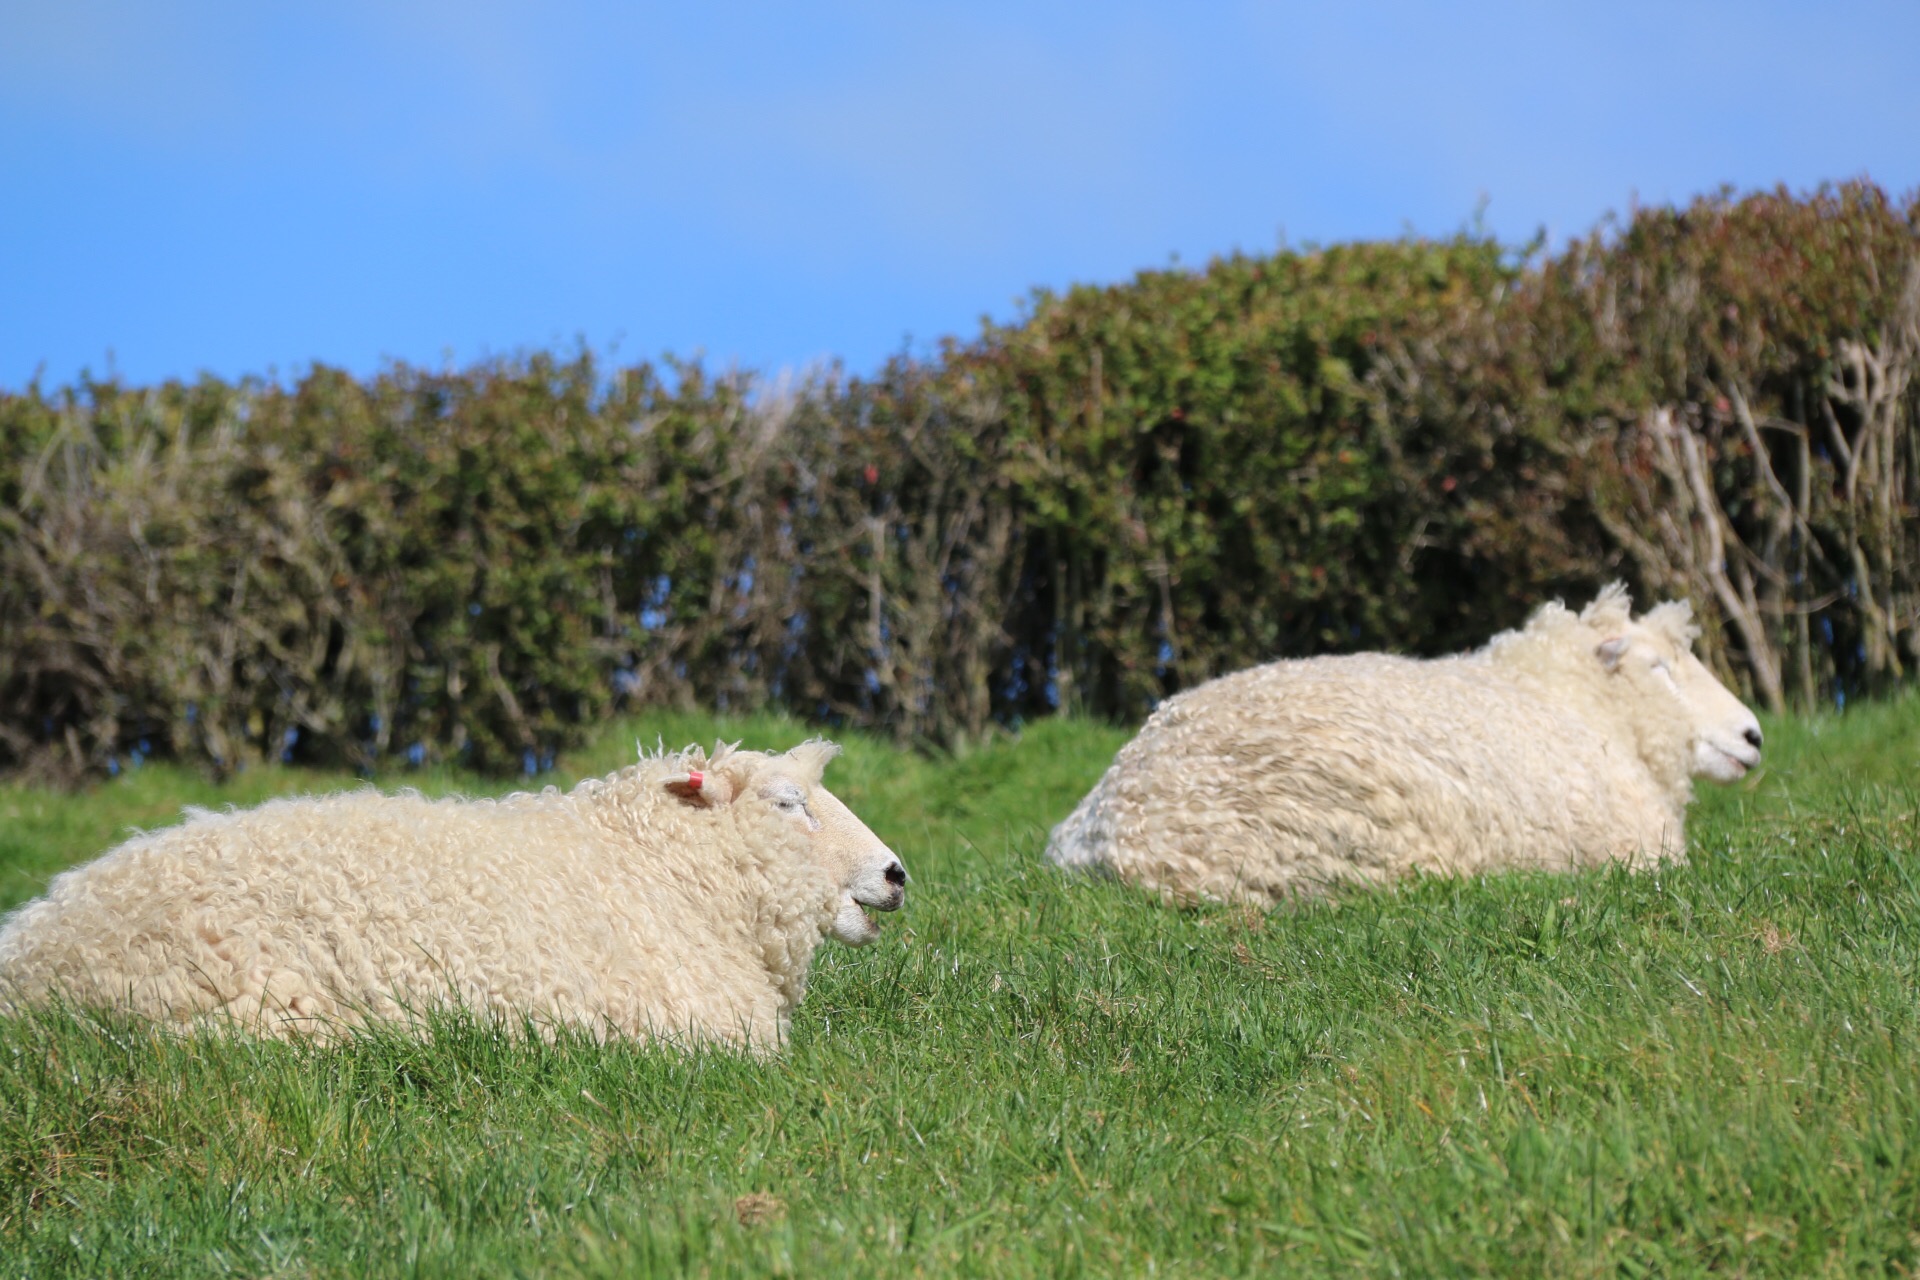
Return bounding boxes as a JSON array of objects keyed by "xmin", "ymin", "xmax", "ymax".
[
  {"xmin": 1744, "ymin": 726, "xmax": 1764, "ymax": 751},
  {"xmin": 883, "ymin": 861, "xmax": 906, "ymax": 887}
]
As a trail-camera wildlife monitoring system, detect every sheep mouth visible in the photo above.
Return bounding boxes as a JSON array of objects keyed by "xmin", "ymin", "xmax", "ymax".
[
  {"xmin": 1709, "ymin": 743, "xmax": 1759, "ymax": 778},
  {"xmin": 832, "ymin": 893, "xmax": 899, "ymax": 946},
  {"xmin": 851, "ymin": 897, "xmax": 902, "ymax": 931},
  {"xmin": 854, "ymin": 886, "xmax": 906, "ymax": 914}
]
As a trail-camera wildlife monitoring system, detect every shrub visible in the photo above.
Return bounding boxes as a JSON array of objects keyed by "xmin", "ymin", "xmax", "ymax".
[{"xmin": 2, "ymin": 183, "xmax": 1914, "ymax": 779}]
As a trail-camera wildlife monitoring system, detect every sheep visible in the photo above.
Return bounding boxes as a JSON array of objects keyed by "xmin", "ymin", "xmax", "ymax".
[
  {"xmin": 0, "ymin": 739, "xmax": 907, "ymax": 1051},
  {"xmin": 1046, "ymin": 585, "xmax": 1763, "ymax": 905}
]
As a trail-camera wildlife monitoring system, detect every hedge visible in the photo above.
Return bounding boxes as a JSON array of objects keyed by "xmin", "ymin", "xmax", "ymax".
[{"xmin": 2, "ymin": 182, "xmax": 1914, "ymax": 779}]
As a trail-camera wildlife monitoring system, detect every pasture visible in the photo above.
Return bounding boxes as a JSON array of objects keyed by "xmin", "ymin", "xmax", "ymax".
[{"xmin": 1, "ymin": 697, "xmax": 1917, "ymax": 1276}]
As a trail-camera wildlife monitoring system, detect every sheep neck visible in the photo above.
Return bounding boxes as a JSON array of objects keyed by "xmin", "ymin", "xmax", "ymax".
[{"xmin": 728, "ymin": 817, "xmax": 843, "ymax": 1010}]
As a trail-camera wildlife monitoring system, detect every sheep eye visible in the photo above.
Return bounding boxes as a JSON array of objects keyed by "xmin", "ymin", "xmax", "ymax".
[
  {"xmin": 770, "ymin": 790, "xmax": 809, "ymax": 814},
  {"xmin": 777, "ymin": 795, "xmax": 818, "ymax": 830}
]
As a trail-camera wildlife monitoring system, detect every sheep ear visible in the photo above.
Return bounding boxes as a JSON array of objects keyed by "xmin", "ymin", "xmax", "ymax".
[
  {"xmin": 1642, "ymin": 600, "xmax": 1700, "ymax": 648},
  {"xmin": 1581, "ymin": 582, "xmax": 1634, "ymax": 628},
  {"xmin": 663, "ymin": 770, "xmax": 737, "ymax": 806},
  {"xmin": 785, "ymin": 739, "xmax": 842, "ymax": 783},
  {"xmin": 1595, "ymin": 636, "xmax": 1630, "ymax": 671}
]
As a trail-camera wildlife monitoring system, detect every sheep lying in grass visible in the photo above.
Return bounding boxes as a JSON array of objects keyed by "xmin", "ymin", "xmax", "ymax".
[
  {"xmin": 1047, "ymin": 585, "xmax": 1763, "ymax": 905},
  {"xmin": 0, "ymin": 740, "xmax": 906, "ymax": 1051}
]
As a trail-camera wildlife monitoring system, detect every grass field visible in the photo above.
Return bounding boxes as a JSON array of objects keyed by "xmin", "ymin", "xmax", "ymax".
[{"xmin": 1, "ymin": 696, "xmax": 1917, "ymax": 1277}]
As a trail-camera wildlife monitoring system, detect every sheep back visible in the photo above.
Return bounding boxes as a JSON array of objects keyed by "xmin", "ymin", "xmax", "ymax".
[{"xmin": 1047, "ymin": 651, "xmax": 1684, "ymax": 905}]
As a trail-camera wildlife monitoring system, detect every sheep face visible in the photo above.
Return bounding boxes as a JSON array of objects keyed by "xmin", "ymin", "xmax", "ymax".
[
  {"xmin": 747, "ymin": 744, "xmax": 906, "ymax": 947},
  {"xmin": 1595, "ymin": 627, "xmax": 1763, "ymax": 783},
  {"xmin": 775, "ymin": 780, "xmax": 907, "ymax": 946}
]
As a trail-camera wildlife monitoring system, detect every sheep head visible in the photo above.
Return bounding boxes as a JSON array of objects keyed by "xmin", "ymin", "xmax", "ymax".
[
  {"xmin": 1585, "ymin": 589, "xmax": 1764, "ymax": 783},
  {"xmin": 666, "ymin": 739, "xmax": 906, "ymax": 946}
]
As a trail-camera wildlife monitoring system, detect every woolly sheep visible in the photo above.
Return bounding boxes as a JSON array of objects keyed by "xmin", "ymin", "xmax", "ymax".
[
  {"xmin": 0, "ymin": 739, "xmax": 906, "ymax": 1051},
  {"xmin": 1046, "ymin": 585, "xmax": 1763, "ymax": 904}
]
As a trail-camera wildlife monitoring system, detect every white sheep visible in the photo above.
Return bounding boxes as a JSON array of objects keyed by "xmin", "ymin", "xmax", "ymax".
[
  {"xmin": 1047, "ymin": 585, "xmax": 1763, "ymax": 904},
  {"xmin": 0, "ymin": 739, "xmax": 906, "ymax": 1051}
]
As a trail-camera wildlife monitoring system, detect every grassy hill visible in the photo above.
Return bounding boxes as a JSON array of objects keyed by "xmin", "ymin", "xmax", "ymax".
[{"xmin": 1, "ymin": 696, "xmax": 1916, "ymax": 1276}]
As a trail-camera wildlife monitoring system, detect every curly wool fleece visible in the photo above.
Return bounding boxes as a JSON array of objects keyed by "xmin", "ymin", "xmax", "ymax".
[
  {"xmin": 0, "ymin": 740, "xmax": 906, "ymax": 1051},
  {"xmin": 1047, "ymin": 585, "xmax": 1763, "ymax": 905}
]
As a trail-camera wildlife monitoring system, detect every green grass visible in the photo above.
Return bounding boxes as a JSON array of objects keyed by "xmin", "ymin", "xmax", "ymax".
[{"xmin": 1, "ymin": 696, "xmax": 1917, "ymax": 1276}]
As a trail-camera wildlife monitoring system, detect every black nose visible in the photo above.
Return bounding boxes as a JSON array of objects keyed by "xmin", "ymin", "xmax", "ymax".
[
  {"xmin": 883, "ymin": 861, "xmax": 906, "ymax": 887},
  {"xmin": 1744, "ymin": 727, "xmax": 1764, "ymax": 750}
]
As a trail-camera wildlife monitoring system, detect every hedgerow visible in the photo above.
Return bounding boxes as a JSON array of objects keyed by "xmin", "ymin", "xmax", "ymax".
[{"xmin": 2, "ymin": 182, "xmax": 1914, "ymax": 779}]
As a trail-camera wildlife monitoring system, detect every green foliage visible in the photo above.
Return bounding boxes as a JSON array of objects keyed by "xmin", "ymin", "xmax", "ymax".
[
  {"xmin": 0, "ymin": 698, "xmax": 1917, "ymax": 1275},
  {"xmin": 1521, "ymin": 184, "xmax": 1920, "ymax": 709},
  {"xmin": 1, "ymin": 183, "xmax": 1915, "ymax": 779},
  {"xmin": 967, "ymin": 236, "xmax": 1584, "ymax": 716}
]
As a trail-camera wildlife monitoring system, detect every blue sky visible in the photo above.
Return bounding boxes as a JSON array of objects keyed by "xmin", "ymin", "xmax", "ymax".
[{"xmin": 3, "ymin": 1, "xmax": 1916, "ymax": 390}]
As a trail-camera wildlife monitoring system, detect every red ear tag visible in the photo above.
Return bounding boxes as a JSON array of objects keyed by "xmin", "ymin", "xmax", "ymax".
[{"xmin": 687, "ymin": 769, "xmax": 704, "ymax": 792}]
